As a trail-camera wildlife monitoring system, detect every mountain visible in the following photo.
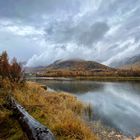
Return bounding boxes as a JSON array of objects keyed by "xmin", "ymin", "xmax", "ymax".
[
  {"xmin": 31, "ymin": 59, "xmax": 117, "ymax": 77},
  {"xmin": 46, "ymin": 59, "xmax": 112, "ymax": 71},
  {"xmin": 25, "ymin": 59, "xmax": 140, "ymax": 77},
  {"xmin": 118, "ymin": 55, "xmax": 140, "ymax": 70},
  {"xmin": 110, "ymin": 54, "xmax": 140, "ymax": 69},
  {"xmin": 123, "ymin": 55, "xmax": 140, "ymax": 65}
]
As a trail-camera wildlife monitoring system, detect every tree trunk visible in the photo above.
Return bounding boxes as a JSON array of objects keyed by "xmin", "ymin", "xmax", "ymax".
[{"xmin": 9, "ymin": 96, "xmax": 55, "ymax": 140}]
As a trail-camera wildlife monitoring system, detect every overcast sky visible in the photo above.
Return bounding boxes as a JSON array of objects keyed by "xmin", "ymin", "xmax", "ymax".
[{"xmin": 0, "ymin": 0, "xmax": 140, "ymax": 67}]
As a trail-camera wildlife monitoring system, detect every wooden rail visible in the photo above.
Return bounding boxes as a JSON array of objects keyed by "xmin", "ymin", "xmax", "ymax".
[{"xmin": 9, "ymin": 96, "xmax": 55, "ymax": 140}]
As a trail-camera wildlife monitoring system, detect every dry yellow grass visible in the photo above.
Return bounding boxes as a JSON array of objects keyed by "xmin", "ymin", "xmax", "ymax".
[
  {"xmin": 13, "ymin": 82, "xmax": 98, "ymax": 140},
  {"xmin": 0, "ymin": 90, "xmax": 28, "ymax": 140}
]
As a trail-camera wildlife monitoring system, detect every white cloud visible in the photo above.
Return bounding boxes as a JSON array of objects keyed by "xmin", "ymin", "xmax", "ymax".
[
  {"xmin": 0, "ymin": 20, "xmax": 45, "ymax": 37},
  {"xmin": 0, "ymin": 20, "xmax": 45, "ymax": 61},
  {"xmin": 6, "ymin": 26, "xmax": 44, "ymax": 36}
]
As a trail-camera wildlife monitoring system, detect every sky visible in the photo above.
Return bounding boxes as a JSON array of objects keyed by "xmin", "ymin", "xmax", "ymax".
[{"xmin": 0, "ymin": 0, "xmax": 140, "ymax": 67}]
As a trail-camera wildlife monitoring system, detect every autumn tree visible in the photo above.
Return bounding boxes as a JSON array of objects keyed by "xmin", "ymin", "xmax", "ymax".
[
  {"xmin": 0, "ymin": 51, "xmax": 10, "ymax": 79},
  {"xmin": 0, "ymin": 51, "xmax": 25, "ymax": 88},
  {"xmin": 10, "ymin": 57, "xmax": 25, "ymax": 84}
]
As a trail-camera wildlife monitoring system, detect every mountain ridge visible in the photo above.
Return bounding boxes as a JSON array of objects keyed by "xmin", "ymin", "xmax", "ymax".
[{"xmin": 46, "ymin": 59, "xmax": 112, "ymax": 71}]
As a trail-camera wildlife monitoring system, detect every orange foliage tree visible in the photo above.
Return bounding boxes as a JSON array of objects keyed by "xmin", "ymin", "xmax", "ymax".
[{"xmin": 0, "ymin": 51, "xmax": 25, "ymax": 88}]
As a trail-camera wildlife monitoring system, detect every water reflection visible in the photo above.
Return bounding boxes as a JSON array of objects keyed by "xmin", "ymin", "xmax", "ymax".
[
  {"xmin": 37, "ymin": 80, "xmax": 140, "ymax": 137},
  {"xmin": 36, "ymin": 80, "xmax": 104, "ymax": 94}
]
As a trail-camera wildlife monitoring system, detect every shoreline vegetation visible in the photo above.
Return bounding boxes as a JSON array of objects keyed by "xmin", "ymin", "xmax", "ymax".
[
  {"xmin": 0, "ymin": 81, "xmax": 98, "ymax": 140},
  {"xmin": 26, "ymin": 76, "xmax": 140, "ymax": 82},
  {"xmin": 26, "ymin": 74, "xmax": 140, "ymax": 82},
  {"xmin": 13, "ymin": 82, "xmax": 98, "ymax": 140},
  {"xmin": 0, "ymin": 81, "xmax": 134, "ymax": 140},
  {"xmin": 33, "ymin": 70, "xmax": 140, "ymax": 80}
]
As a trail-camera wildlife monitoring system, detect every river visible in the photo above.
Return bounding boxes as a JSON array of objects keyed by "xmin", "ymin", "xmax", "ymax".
[{"xmin": 35, "ymin": 79, "xmax": 140, "ymax": 137}]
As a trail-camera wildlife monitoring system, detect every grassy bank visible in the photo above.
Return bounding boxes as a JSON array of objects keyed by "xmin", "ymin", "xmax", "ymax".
[
  {"xmin": 11, "ymin": 82, "xmax": 97, "ymax": 140},
  {"xmin": 1, "ymin": 81, "xmax": 140, "ymax": 140},
  {"xmin": 0, "ymin": 90, "xmax": 28, "ymax": 140}
]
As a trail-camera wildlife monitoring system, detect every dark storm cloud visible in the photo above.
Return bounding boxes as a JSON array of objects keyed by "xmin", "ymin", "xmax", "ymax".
[
  {"xmin": 77, "ymin": 22, "xmax": 109, "ymax": 46},
  {"xmin": 0, "ymin": 0, "xmax": 80, "ymax": 23},
  {"xmin": 46, "ymin": 21, "xmax": 109, "ymax": 46}
]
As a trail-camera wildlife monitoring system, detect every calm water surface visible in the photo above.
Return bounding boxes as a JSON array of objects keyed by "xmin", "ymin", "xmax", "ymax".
[{"xmin": 36, "ymin": 80, "xmax": 140, "ymax": 137}]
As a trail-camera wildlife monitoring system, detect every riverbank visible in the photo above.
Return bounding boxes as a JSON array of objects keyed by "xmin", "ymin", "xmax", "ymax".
[
  {"xmin": 26, "ymin": 81, "xmax": 140, "ymax": 140},
  {"xmin": 75, "ymin": 76, "xmax": 140, "ymax": 81},
  {"xmin": 27, "ymin": 76, "xmax": 140, "ymax": 82},
  {"xmin": 92, "ymin": 121, "xmax": 133, "ymax": 140},
  {"xmin": 1, "ymin": 81, "xmax": 97, "ymax": 139},
  {"xmin": 20, "ymin": 82, "xmax": 140, "ymax": 140},
  {"xmin": 11, "ymin": 82, "xmax": 98, "ymax": 140},
  {"xmin": 1, "ymin": 81, "xmax": 140, "ymax": 140}
]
